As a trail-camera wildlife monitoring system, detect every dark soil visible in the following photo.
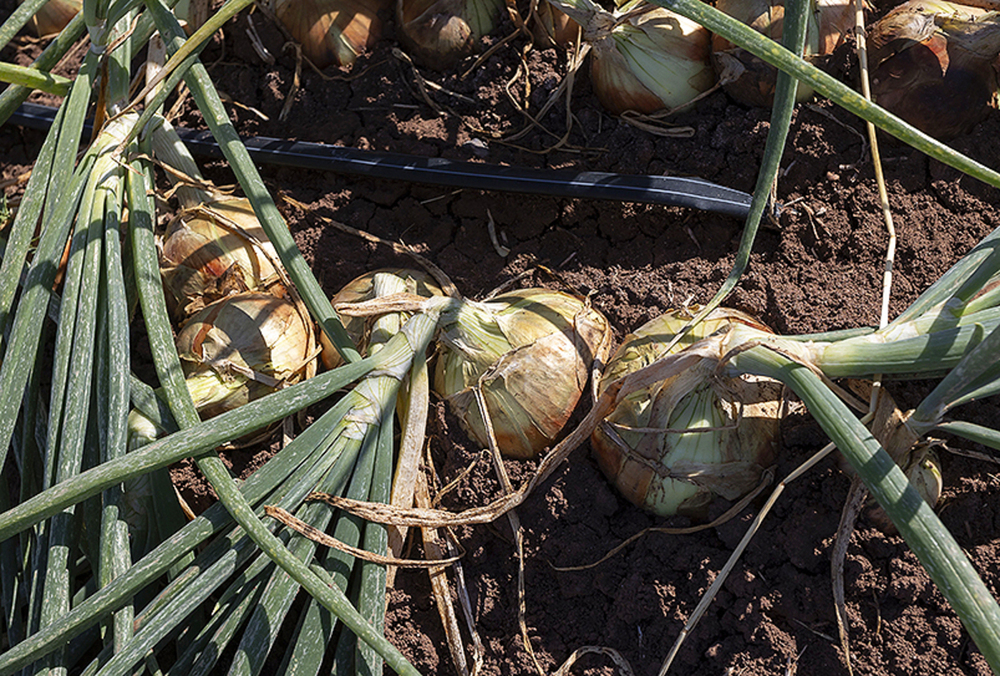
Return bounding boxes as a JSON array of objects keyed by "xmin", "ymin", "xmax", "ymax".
[{"xmin": 4, "ymin": 3, "xmax": 1000, "ymax": 675}]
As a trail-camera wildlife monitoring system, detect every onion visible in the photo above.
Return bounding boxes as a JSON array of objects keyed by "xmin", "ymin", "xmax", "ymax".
[
  {"xmin": 319, "ymin": 268, "xmax": 445, "ymax": 369},
  {"xmin": 533, "ymin": 1, "xmax": 581, "ymax": 49},
  {"xmin": 398, "ymin": 0, "xmax": 506, "ymax": 69},
  {"xmin": 592, "ymin": 307, "xmax": 782, "ymax": 518},
  {"xmin": 173, "ymin": 292, "xmax": 317, "ymax": 421},
  {"xmin": 582, "ymin": 0, "xmax": 717, "ymax": 115},
  {"xmin": 271, "ymin": 0, "xmax": 388, "ymax": 68},
  {"xmin": 159, "ymin": 197, "xmax": 285, "ymax": 321},
  {"xmin": 869, "ymin": 0, "xmax": 1000, "ymax": 139},
  {"xmin": 711, "ymin": 0, "xmax": 854, "ymax": 107},
  {"xmin": 126, "ymin": 292, "xmax": 316, "ymax": 455},
  {"xmin": 20, "ymin": 0, "xmax": 81, "ymax": 37},
  {"xmin": 434, "ymin": 288, "xmax": 610, "ymax": 460}
]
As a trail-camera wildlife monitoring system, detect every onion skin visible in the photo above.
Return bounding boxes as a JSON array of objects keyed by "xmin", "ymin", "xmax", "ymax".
[
  {"xmin": 434, "ymin": 289, "xmax": 610, "ymax": 460},
  {"xmin": 176, "ymin": 292, "xmax": 316, "ymax": 420},
  {"xmin": 160, "ymin": 197, "xmax": 283, "ymax": 321},
  {"xmin": 711, "ymin": 0, "xmax": 853, "ymax": 107},
  {"xmin": 587, "ymin": 2, "xmax": 716, "ymax": 115},
  {"xmin": 592, "ymin": 307, "xmax": 782, "ymax": 518},
  {"xmin": 273, "ymin": 0, "xmax": 388, "ymax": 69},
  {"xmin": 319, "ymin": 268, "xmax": 444, "ymax": 370},
  {"xmin": 869, "ymin": 0, "xmax": 1000, "ymax": 140}
]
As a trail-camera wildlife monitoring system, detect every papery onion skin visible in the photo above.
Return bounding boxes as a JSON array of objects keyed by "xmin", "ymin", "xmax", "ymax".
[
  {"xmin": 273, "ymin": 0, "xmax": 388, "ymax": 69},
  {"xmin": 319, "ymin": 268, "xmax": 445, "ymax": 370},
  {"xmin": 434, "ymin": 289, "xmax": 610, "ymax": 460},
  {"xmin": 176, "ymin": 292, "xmax": 316, "ymax": 420},
  {"xmin": 711, "ymin": 0, "xmax": 854, "ymax": 107},
  {"xmin": 869, "ymin": 0, "xmax": 1000, "ymax": 140},
  {"xmin": 160, "ymin": 197, "xmax": 283, "ymax": 321},
  {"xmin": 588, "ymin": 1, "xmax": 716, "ymax": 115},
  {"xmin": 398, "ymin": 0, "xmax": 504, "ymax": 69},
  {"xmin": 592, "ymin": 307, "xmax": 782, "ymax": 518}
]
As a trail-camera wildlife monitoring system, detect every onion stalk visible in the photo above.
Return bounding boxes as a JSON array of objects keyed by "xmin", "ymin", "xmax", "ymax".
[
  {"xmin": 320, "ymin": 268, "xmax": 444, "ymax": 370},
  {"xmin": 432, "ymin": 288, "xmax": 610, "ymax": 459},
  {"xmin": 270, "ymin": 0, "xmax": 388, "ymax": 69},
  {"xmin": 711, "ymin": 0, "xmax": 854, "ymax": 107},
  {"xmin": 869, "ymin": 0, "xmax": 1000, "ymax": 140}
]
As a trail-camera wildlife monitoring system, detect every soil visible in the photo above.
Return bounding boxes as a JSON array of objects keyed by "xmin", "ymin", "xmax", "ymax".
[{"xmin": 4, "ymin": 3, "xmax": 1000, "ymax": 676}]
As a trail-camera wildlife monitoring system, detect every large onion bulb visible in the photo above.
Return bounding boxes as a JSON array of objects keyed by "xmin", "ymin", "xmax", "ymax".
[
  {"xmin": 173, "ymin": 292, "xmax": 316, "ymax": 421},
  {"xmin": 159, "ymin": 197, "xmax": 284, "ymax": 321},
  {"xmin": 711, "ymin": 0, "xmax": 854, "ymax": 107},
  {"xmin": 272, "ymin": 0, "xmax": 388, "ymax": 68},
  {"xmin": 592, "ymin": 307, "xmax": 782, "ymax": 518},
  {"xmin": 434, "ymin": 289, "xmax": 610, "ymax": 459},
  {"xmin": 398, "ymin": 0, "xmax": 506, "ymax": 69},
  {"xmin": 869, "ymin": 0, "xmax": 1000, "ymax": 139},
  {"xmin": 582, "ymin": 0, "xmax": 717, "ymax": 114}
]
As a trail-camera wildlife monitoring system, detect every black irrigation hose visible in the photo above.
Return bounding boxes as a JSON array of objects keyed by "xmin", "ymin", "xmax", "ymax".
[{"xmin": 9, "ymin": 102, "xmax": 754, "ymax": 218}]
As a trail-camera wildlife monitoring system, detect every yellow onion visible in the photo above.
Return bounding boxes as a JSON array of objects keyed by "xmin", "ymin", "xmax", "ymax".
[
  {"xmin": 123, "ymin": 293, "xmax": 315, "ymax": 541},
  {"xmin": 533, "ymin": 1, "xmax": 581, "ymax": 49},
  {"xmin": 398, "ymin": 0, "xmax": 506, "ymax": 69},
  {"xmin": 570, "ymin": 0, "xmax": 716, "ymax": 115},
  {"xmin": 869, "ymin": 0, "xmax": 1000, "ymax": 139},
  {"xmin": 271, "ymin": 0, "xmax": 388, "ymax": 69},
  {"xmin": 159, "ymin": 197, "xmax": 284, "ymax": 321},
  {"xmin": 711, "ymin": 0, "xmax": 854, "ymax": 107},
  {"xmin": 592, "ymin": 307, "xmax": 782, "ymax": 518},
  {"xmin": 319, "ymin": 268, "xmax": 445, "ymax": 369},
  {"xmin": 173, "ymin": 292, "xmax": 316, "ymax": 421},
  {"xmin": 434, "ymin": 288, "xmax": 610, "ymax": 460},
  {"xmin": 20, "ymin": 0, "xmax": 81, "ymax": 37}
]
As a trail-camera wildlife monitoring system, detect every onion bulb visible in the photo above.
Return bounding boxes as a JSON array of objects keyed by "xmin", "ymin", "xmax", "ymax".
[
  {"xmin": 320, "ymin": 268, "xmax": 445, "ymax": 369},
  {"xmin": 271, "ymin": 0, "xmax": 388, "ymax": 68},
  {"xmin": 159, "ymin": 197, "xmax": 285, "ymax": 321},
  {"xmin": 20, "ymin": 0, "xmax": 81, "ymax": 37},
  {"xmin": 173, "ymin": 292, "xmax": 317, "ymax": 421},
  {"xmin": 434, "ymin": 288, "xmax": 610, "ymax": 460},
  {"xmin": 533, "ymin": 1, "xmax": 581, "ymax": 49},
  {"xmin": 711, "ymin": 0, "xmax": 854, "ymax": 107},
  {"xmin": 580, "ymin": 0, "xmax": 716, "ymax": 115},
  {"xmin": 869, "ymin": 0, "xmax": 1000, "ymax": 139},
  {"xmin": 398, "ymin": 0, "xmax": 505, "ymax": 69},
  {"xmin": 592, "ymin": 307, "xmax": 782, "ymax": 518},
  {"xmin": 126, "ymin": 291, "xmax": 316, "ymax": 458}
]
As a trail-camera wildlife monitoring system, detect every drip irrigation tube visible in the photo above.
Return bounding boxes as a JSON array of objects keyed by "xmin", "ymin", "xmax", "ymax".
[{"xmin": 9, "ymin": 102, "xmax": 755, "ymax": 218}]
